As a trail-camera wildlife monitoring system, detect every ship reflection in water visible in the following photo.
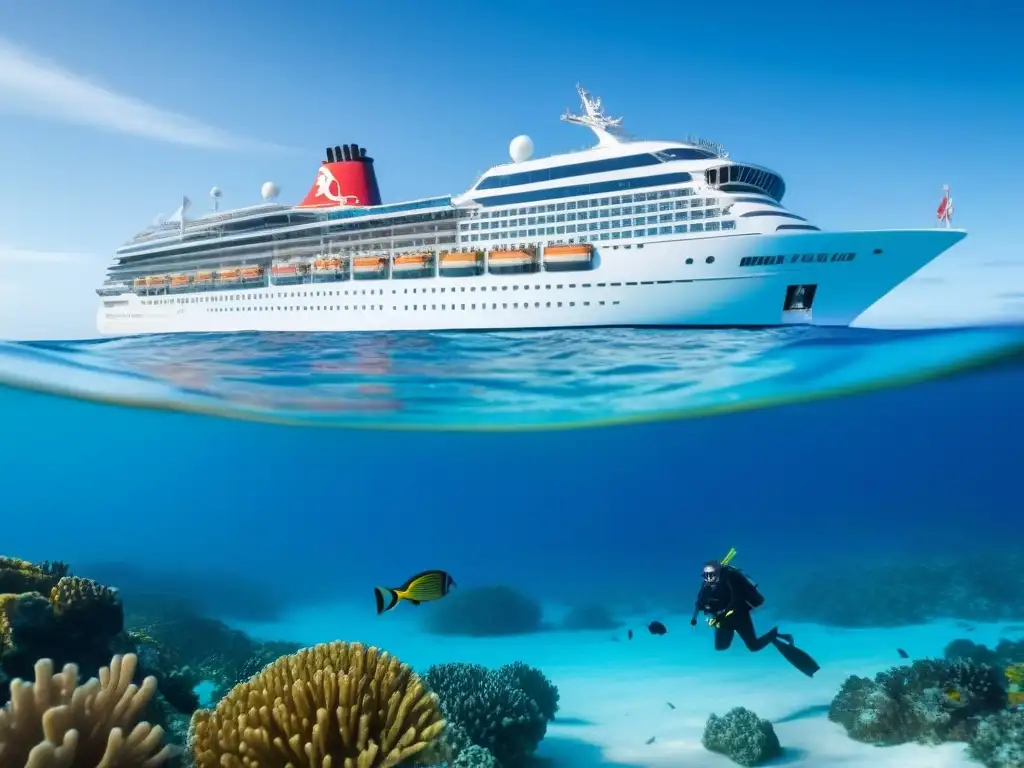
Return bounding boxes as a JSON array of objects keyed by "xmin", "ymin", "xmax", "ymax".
[{"xmin": 1, "ymin": 324, "xmax": 1022, "ymax": 430}]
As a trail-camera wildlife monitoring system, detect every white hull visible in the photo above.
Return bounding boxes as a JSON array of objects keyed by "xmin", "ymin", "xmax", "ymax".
[{"xmin": 97, "ymin": 229, "xmax": 965, "ymax": 335}]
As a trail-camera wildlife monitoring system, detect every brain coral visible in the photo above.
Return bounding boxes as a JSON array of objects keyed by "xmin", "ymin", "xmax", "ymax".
[
  {"xmin": 189, "ymin": 640, "xmax": 445, "ymax": 768},
  {"xmin": 423, "ymin": 661, "xmax": 555, "ymax": 767}
]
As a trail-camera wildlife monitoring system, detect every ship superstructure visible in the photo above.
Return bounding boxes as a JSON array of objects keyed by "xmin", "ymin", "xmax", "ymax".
[{"xmin": 96, "ymin": 85, "xmax": 965, "ymax": 335}]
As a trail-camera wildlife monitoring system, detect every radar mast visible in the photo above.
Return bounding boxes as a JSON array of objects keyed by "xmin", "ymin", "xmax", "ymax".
[{"xmin": 561, "ymin": 84, "xmax": 628, "ymax": 147}]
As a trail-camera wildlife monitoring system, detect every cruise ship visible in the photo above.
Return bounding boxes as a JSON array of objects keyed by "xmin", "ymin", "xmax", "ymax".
[{"xmin": 96, "ymin": 85, "xmax": 965, "ymax": 335}]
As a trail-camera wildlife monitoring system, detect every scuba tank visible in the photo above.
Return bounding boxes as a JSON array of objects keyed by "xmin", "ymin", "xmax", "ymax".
[{"xmin": 719, "ymin": 548, "xmax": 765, "ymax": 609}]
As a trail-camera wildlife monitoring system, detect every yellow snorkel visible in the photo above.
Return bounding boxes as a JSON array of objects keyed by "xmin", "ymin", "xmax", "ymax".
[{"xmin": 721, "ymin": 547, "xmax": 737, "ymax": 567}]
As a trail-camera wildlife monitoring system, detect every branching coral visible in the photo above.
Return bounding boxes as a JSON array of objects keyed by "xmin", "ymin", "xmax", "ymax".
[
  {"xmin": 0, "ymin": 652, "xmax": 175, "ymax": 768},
  {"xmin": 189, "ymin": 640, "xmax": 446, "ymax": 768}
]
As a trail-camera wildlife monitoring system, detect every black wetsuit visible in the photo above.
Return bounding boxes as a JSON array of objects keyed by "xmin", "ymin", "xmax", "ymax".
[{"xmin": 692, "ymin": 567, "xmax": 779, "ymax": 652}]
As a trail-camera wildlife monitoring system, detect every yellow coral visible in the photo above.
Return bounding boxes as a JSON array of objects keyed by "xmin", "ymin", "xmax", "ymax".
[
  {"xmin": 0, "ymin": 592, "xmax": 44, "ymax": 650},
  {"xmin": 48, "ymin": 575, "xmax": 119, "ymax": 615},
  {"xmin": 0, "ymin": 593, "xmax": 15, "ymax": 649},
  {"xmin": 0, "ymin": 652, "xmax": 175, "ymax": 768},
  {"xmin": 190, "ymin": 640, "xmax": 446, "ymax": 768},
  {"xmin": 0, "ymin": 557, "xmax": 60, "ymax": 596}
]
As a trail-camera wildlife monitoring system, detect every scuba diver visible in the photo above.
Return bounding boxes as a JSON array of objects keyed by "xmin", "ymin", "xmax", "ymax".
[{"xmin": 690, "ymin": 549, "xmax": 820, "ymax": 678}]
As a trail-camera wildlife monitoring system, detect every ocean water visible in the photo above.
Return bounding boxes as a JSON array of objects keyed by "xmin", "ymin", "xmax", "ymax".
[{"xmin": 3, "ymin": 319, "xmax": 1024, "ymax": 767}]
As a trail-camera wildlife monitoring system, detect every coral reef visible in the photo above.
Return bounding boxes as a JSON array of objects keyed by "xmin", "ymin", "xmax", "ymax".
[
  {"xmin": 190, "ymin": 640, "xmax": 446, "ymax": 768},
  {"xmin": 1, "ymin": 562, "xmax": 130, "ymax": 703},
  {"xmin": 946, "ymin": 637, "xmax": 1024, "ymax": 669},
  {"xmin": 967, "ymin": 709, "xmax": 1024, "ymax": 768},
  {"xmin": 422, "ymin": 585, "xmax": 543, "ymax": 637},
  {"xmin": 0, "ymin": 652, "xmax": 176, "ymax": 767},
  {"xmin": 451, "ymin": 743, "xmax": 499, "ymax": 767},
  {"xmin": 560, "ymin": 602, "xmax": 623, "ymax": 631},
  {"xmin": 0, "ymin": 551, "xmax": 214, "ymax": 761},
  {"xmin": 49, "ymin": 575, "xmax": 124, "ymax": 638},
  {"xmin": 772, "ymin": 554, "xmax": 1024, "ymax": 627},
  {"xmin": 702, "ymin": 706, "xmax": 782, "ymax": 767},
  {"xmin": 124, "ymin": 605, "xmax": 301, "ymax": 703},
  {"xmin": 0, "ymin": 557, "xmax": 66, "ymax": 597},
  {"xmin": 829, "ymin": 658, "xmax": 1008, "ymax": 746},
  {"xmin": 424, "ymin": 661, "xmax": 558, "ymax": 767}
]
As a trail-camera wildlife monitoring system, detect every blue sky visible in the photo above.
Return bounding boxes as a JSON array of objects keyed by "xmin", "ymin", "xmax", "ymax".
[{"xmin": 0, "ymin": 0, "xmax": 1021, "ymax": 338}]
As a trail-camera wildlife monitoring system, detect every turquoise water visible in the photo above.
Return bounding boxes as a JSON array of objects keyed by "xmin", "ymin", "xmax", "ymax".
[
  {"xmin": 3, "ymin": 324, "xmax": 1022, "ymax": 429},
  {"xmin": 2, "ymin": 322, "xmax": 1024, "ymax": 767}
]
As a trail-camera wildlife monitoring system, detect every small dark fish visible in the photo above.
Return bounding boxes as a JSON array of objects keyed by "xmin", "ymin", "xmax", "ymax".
[
  {"xmin": 897, "ymin": 648, "xmax": 909, "ymax": 659},
  {"xmin": 612, "ymin": 636, "xmax": 620, "ymax": 643},
  {"xmin": 645, "ymin": 736, "xmax": 656, "ymax": 745},
  {"xmin": 666, "ymin": 702, "xmax": 676, "ymax": 710},
  {"xmin": 375, "ymin": 569, "xmax": 456, "ymax": 614},
  {"xmin": 648, "ymin": 621, "xmax": 667, "ymax": 635},
  {"xmin": 628, "ymin": 629, "xmax": 634, "ymax": 640}
]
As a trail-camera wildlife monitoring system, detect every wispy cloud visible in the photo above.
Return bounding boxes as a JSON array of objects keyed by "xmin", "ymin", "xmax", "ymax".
[{"xmin": 0, "ymin": 37, "xmax": 289, "ymax": 153}]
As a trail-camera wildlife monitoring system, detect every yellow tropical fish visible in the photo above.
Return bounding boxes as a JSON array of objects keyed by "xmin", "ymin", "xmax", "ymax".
[
  {"xmin": 1005, "ymin": 664, "xmax": 1024, "ymax": 685},
  {"xmin": 374, "ymin": 569, "xmax": 456, "ymax": 614}
]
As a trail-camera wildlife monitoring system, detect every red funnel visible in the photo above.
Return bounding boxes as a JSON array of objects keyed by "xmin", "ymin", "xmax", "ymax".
[{"xmin": 298, "ymin": 144, "xmax": 382, "ymax": 208}]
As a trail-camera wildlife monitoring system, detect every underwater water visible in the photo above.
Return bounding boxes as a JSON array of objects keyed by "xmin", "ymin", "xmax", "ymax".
[{"xmin": 3, "ymin": 320, "xmax": 1024, "ymax": 768}]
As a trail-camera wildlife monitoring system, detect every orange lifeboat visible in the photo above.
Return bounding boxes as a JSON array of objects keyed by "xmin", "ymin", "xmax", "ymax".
[
  {"xmin": 271, "ymin": 262, "xmax": 298, "ymax": 277},
  {"xmin": 392, "ymin": 252, "xmax": 433, "ymax": 275},
  {"xmin": 217, "ymin": 268, "xmax": 241, "ymax": 284},
  {"xmin": 169, "ymin": 273, "xmax": 191, "ymax": 289},
  {"xmin": 132, "ymin": 277, "xmax": 147, "ymax": 292},
  {"xmin": 542, "ymin": 243, "xmax": 593, "ymax": 271},
  {"xmin": 194, "ymin": 270, "xmax": 214, "ymax": 286},
  {"xmin": 313, "ymin": 256, "xmax": 343, "ymax": 273},
  {"xmin": 353, "ymin": 255, "xmax": 388, "ymax": 279},
  {"xmin": 439, "ymin": 250, "xmax": 483, "ymax": 276},
  {"xmin": 146, "ymin": 275, "xmax": 169, "ymax": 289},
  {"xmin": 488, "ymin": 247, "xmax": 537, "ymax": 273},
  {"xmin": 240, "ymin": 266, "xmax": 264, "ymax": 282}
]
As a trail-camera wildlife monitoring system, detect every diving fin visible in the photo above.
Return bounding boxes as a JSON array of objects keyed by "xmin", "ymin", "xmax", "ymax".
[{"xmin": 772, "ymin": 637, "xmax": 820, "ymax": 678}]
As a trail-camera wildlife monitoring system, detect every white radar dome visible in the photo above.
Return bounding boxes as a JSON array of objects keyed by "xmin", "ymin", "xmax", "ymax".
[
  {"xmin": 209, "ymin": 186, "xmax": 222, "ymax": 199},
  {"xmin": 509, "ymin": 135, "xmax": 534, "ymax": 163},
  {"xmin": 261, "ymin": 181, "xmax": 280, "ymax": 201}
]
